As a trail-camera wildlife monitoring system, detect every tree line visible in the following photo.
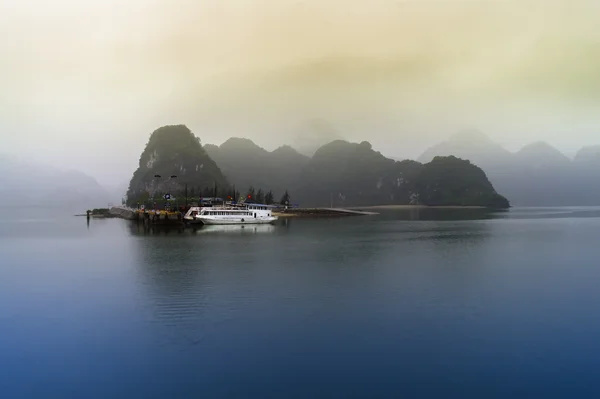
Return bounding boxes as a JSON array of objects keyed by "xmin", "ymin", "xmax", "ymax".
[
  {"xmin": 130, "ymin": 185, "xmax": 291, "ymax": 207},
  {"xmin": 241, "ymin": 186, "xmax": 290, "ymax": 205}
]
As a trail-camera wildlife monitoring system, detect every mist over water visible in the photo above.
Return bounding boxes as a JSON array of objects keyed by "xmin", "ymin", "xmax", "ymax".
[
  {"xmin": 2, "ymin": 0, "xmax": 600, "ymax": 185},
  {"xmin": 2, "ymin": 209, "xmax": 600, "ymax": 397}
]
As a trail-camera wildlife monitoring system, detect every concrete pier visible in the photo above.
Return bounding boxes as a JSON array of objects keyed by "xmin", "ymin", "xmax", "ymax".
[
  {"xmin": 109, "ymin": 206, "xmax": 137, "ymax": 220},
  {"xmin": 109, "ymin": 206, "xmax": 184, "ymax": 225}
]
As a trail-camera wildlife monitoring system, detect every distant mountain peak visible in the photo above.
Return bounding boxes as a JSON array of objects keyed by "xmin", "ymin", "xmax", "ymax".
[
  {"xmin": 203, "ymin": 143, "xmax": 219, "ymax": 153},
  {"xmin": 519, "ymin": 140, "xmax": 555, "ymax": 150},
  {"xmin": 417, "ymin": 129, "xmax": 510, "ymax": 165},
  {"xmin": 448, "ymin": 128, "xmax": 494, "ymax": 144},
  {"xmin": 517, "ymin": 141, "xmax": 570, "ymax": 163},
  {"xmin": 273, "ymin": 144, "xmax": 295, "ymax": 151},
  {"xmin": 271, "ymin": 145, "xmax": 304, "ymax": 157},
  {"xmin": 201, "ymin": 136, "xmax": 309, "ymax": 197},
  {"xmin": 220, "ymin": 137, "xmax": 264, "ymax": 151},
  {"xmin": 290, "ymin": 118, "xmax": 344, "ymax": 156},
  {"xmin": 574, "ymin": 145, "xmax": 600, "ymax": 163}
]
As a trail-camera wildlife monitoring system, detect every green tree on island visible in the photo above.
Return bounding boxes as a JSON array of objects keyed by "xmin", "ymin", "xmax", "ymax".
[
  {"xmin": 280, "ymin": 190, "xmax": 290, "ymax": 206},
  {"xmin": 256, "ymin": 188, "xmax": 265, "ymax": 204},
  {"xmin": 265, "ymin": 190, "xmax": 274, "ymax": 205}
]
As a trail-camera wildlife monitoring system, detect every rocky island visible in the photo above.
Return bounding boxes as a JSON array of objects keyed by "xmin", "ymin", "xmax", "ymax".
[{"xmin": 124, "ymin": 125, "xmax": 510, "ymax": 210}]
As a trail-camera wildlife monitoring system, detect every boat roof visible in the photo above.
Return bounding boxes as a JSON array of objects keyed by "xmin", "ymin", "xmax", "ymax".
[
  {"xmin": 200, "ymin": 197, "xmax": 223, "ymax": 202},
  {"xmin": 243, "ymin": 202, "xmax": 277, "ymax": 208}
]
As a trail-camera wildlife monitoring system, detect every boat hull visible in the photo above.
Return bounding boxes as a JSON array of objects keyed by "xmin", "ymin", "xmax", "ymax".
[
  {"xmin": 197, "ymin": 216, "xmax": 278, "ymax": 225},
  {"xmin": 183, "ymin": 217, "xmax": 204, "ymax": 225}
]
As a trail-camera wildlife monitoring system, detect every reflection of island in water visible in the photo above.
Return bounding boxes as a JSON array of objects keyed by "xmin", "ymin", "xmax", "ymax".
[
  {"xmin": 126, "ymin": 222, "xmax": 187, "ymax": 236},
  {"xmin": 126, "ymin": 218, "xmax": 284, "ymax": 347}
]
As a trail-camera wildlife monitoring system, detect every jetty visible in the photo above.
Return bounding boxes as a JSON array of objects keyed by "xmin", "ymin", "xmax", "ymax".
[{"xmin": 109, "ymin": 206, "xmax": 184, "ymax": 225}]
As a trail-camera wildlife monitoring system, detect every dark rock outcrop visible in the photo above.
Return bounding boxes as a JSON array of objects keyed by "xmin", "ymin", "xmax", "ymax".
[{"xmin": 126, "ymin": 125, "xmax": 228, "ymax": 204}]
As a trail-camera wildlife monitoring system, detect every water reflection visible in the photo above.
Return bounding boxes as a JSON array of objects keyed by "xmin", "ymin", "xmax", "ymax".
[
  {"xmin": 129, "ymin": 227, "xmax": 215, "ymax": 347},
  {"xmin": 126, "ymin": 222, "xmax": 187, "ymax": 236},
  {"xmin": 192, "ymin": 224, "xmax": 276, "ymax": 235},
  {"xmin": 377, "ymin": 207, "xmax": 507, "ymax": 221},
  {"xmin": 501, "ymin": 207, "xmax": 600, "ymax": 220},
  {"xmin": 127, "ymin": 220, "xmax": 285, "ymax": 348},
  {"xmin": 402, "ymin": 221, "xmax": 490, "ymax": 243},
  {"xmin": 125, "ymin": 222, "xmax": 280, "ymax": 236}
]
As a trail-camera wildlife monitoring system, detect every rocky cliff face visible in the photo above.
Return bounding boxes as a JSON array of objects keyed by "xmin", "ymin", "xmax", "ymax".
[
  {"xmin": 419, "ymin": 132, "xmax": 600, "ymax": 206},
  {"xmin": 126, "ymin": 125, "xmax": 228, "ymax": 204},
  {"xmin": 293, "ymin": 140, "xmax": 509, "ymax": 208},
  {"xmin": 416, "ymin": 156, "xmax": 509, "ymax": 208},
  {"xmin": 204, "ymin": 138, "xmax": 309, "ymax": 198},
  {"xmin": 125, "ymin": 127, "xmax": 509, "ymax": 208}
]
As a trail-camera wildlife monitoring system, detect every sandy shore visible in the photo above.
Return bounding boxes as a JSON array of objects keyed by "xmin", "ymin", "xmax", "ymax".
[
  {"xmin": 272, "ymin": 212, "xmax": 299, "ymax": 217},
  {"xmin": 273, "ymin": 205, "xmax": 488, "ymax": 218},
  {"xmin": 272, "ymin": 208, "xmax": 377, "ymax": 218}
]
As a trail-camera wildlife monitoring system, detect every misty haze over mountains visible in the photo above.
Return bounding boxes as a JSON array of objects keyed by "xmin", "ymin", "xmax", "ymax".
[
  {"xmin": 176, "ymin": 124, "xmax": 600, "ymax": 207},
  {"xmin": 4, "ymin": 119, "xmax": 600, "ymax": 209},
  {"xmin": 2, "ymin": 0, "xmax": 600, "ymax": 186},
  {"xmin": 0, "ymin": 154, "xmax": 117, "ymax": 209},
  {"xmin": 418, "ymin": 130, "xmax": 600, "ymax": 206},
  {"xmin": 126, "ymin": 125, "xmax": 509, "ymax": 208}
]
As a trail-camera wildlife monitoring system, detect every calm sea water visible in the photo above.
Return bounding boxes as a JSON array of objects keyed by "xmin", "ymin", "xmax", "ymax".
[{"xmin": 2, "ymin": 207, "xmax": 600, "ymax": 398}]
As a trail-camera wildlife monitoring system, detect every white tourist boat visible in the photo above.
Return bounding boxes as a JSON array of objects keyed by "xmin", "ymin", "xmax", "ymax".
[{"xmin": 184, "ymin": 203, "xmax": 278, "ymax": 225}]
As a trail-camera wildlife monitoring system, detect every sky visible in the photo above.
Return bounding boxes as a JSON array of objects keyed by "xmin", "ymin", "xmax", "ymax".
[{"xmin": 1, "ymin": 0, "xmax": 599, "ymax": 186}]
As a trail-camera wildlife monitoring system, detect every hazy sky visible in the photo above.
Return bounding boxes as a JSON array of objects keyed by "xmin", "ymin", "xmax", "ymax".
[{"xmin": 1, "ymin": 0, "xmax": 599, "ymax": 185}]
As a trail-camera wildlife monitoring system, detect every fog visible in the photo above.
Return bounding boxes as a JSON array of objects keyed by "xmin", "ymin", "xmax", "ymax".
[{"xmin": 1, "ymin": 0, "xmax": 599, "ymax": 186}]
